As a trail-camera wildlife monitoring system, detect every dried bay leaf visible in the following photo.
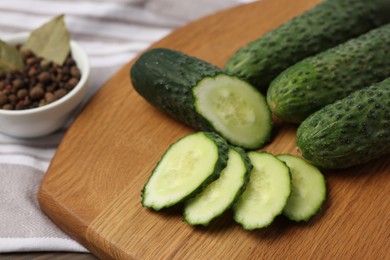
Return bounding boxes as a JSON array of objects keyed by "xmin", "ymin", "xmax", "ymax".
[
  {"xmin": 22, "ymin": 14, "xmax": 70, "ymax": 66},
  {"xmin": 0, "ymin": 40, "xmax": 24, "ymax": 72}
]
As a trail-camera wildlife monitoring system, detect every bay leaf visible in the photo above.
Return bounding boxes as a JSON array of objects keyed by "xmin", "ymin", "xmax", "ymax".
[
  {"xmin": 22, "ymin": 14, "xmax": 70, "ymax": 66},
  {"xmin": 0, "ymin": 39, "xmax": 24, "ymax": 72}
]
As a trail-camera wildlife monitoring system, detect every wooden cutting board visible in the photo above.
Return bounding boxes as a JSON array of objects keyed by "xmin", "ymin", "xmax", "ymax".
[{"xmin": 38, "ymin": 0, "xmax": 390, "ymax": 259}]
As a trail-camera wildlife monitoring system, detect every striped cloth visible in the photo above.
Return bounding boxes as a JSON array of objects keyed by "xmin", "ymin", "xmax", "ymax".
[{"xmin": 0, "ymin": 0, "xmax": 251, "ymax": 253}]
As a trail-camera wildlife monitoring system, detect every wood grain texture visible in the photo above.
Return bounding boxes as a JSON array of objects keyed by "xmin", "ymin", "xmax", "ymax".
[
  {"xmin": 0, "ymin": 252, "xmax": 96, "ymax": 260},
  {"xmin": 38, "ymin": 0, "xmax": 390, "ymax": 259}
]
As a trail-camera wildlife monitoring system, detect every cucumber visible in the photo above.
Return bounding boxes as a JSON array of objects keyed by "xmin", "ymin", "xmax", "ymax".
[
  {"xmin": 225, "ymin": 0, "xmax": 390, "ymax": 93},
  {"xmin": 233, "ymin": 152, "xmax": 291, "ymax": 230},
  {"xmin": 267, "ymin": 24, "xmax": 390, "ymax": 123},
  {"xmin": 142, "ymin": 132, "xmax": 228, "ymax": 210},
  {"xmin": 296, "ymin": 78, "xmax": 390, "ymax": 169},
  {"xmin": 130, "ymin": 48, "xmax": 272, "ymax": 149},
  {"xmin": 276, "ymin": 154, "xmax": 326, "ymax": 222},
  {"xmin": 183, "ymin": 147, "xmax": 252, "ymax": 226}
]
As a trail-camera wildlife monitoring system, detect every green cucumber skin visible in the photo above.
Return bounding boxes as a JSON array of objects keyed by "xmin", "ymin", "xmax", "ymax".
[
  {"xmin": 225, "ymin": 0, "xmax": 390, "ymax": 93},
  {"xmin": 183, "ymin": 146, "xmax": 252, "ymax": 226},
  {"xmin": 141, "ymin": 132, "xmax": 229, "ymax": 210},
  {"xmin": 267, "ymin": 24, "xmax": 390, "ymax": 123},
  {"xmin": 194, "ymin": 132, "xmax": 230, "ymax": 200},
  {"xmin": 296, "ymin": 78, "xmax": 390, "ymax": 169},
  {"xmin": 229, "ymin": 147, "xmax": 252, "ymax": 206},
  {"xmin": 131, "ymin": 48, "xmax": 220, "ymax": 131}
]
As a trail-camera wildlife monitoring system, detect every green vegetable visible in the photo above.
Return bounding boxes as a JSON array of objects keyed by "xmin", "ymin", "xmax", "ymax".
[
  {"xmin": 183, "ymin": 147, "xmax": 252, "ymax": 226},
  {"xmin": 131, "ymin": 48, "xmax": 272, "ymax": 149},
  {"xmin": 296, "ymin": 78, "xmax": 390, "ymax": 169},
  {"xmin": 142, "ymin": 132, "xmax": 228, "ymax": 210},
  {"xmin": 276, "ymin": 154, "xmax": 326, "ymax": 222},
  {"xmin": 233, "ymin": 152, "xmax": 291, "ymax": 230},
  {"xmin": 267, "ymin": 24, "xmax": 390, "ymax": 123},
  {"xmin": 225, "ymin": 0, "xmax": 390, "ymax": 93}
]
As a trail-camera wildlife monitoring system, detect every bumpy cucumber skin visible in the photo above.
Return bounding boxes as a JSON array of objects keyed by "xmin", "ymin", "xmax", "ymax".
[
  {"xmin": 182, "ymin": 146, "xmax": 252, "ymax": 226},
  {"xmin": 141, "ymin": 132, "xmax": 229, "ymax": 210},
  {"xmin": 131, "ymin": 48, "xmax": 220, "ymax": 131},
  {"xmin": 296, "ymin": 79, "xmax": 390, "ymax": 169},
  {"xmin": 225, "ymin": 0, "xmax": 390, "ymax": 93},
  {"xmin": 267, "ymin": 24, "xmax": 390, "ymax": 123}
]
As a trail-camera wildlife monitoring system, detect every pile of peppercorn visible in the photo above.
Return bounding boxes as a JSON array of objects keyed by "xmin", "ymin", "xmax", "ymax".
[{"xmin": 0, "ymin": 46, "xmax": 81, "ymax": 110}]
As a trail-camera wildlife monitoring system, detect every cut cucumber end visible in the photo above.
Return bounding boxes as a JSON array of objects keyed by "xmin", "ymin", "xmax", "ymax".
[
  {"xmin": 142, "ymin": 132, "xmax": 227, "ymax": 210},
  {"xmin": 183, "ymin": 147, "xmax": 251, "ymax": 225},
  {"xmin": 276, "ymin": 154, "xmax": 326, "ymax": 222},
  {"xmin": 193, "ymin": 74, "xmax": 272, "ymax": 149},
  {"xmin": 233, "ymin": 152, "xmax": 291, "ymax": 230}
]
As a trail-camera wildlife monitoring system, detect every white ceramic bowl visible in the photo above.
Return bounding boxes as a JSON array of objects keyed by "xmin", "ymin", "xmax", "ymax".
[{"xmin": 0, "ymin": 33, "xmax": 90, "ymax": 138}]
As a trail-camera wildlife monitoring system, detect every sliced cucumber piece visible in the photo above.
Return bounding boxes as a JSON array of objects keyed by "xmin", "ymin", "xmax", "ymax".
[
  {"xmin": 193, "ymin": 74, "xmax": 272, "ymax": 149},
  {"xmin": 233, "ymin": 152, "xmax": 291, "ymax": 230},
  {"xmin": 142, "ymin": 132, "xmax": 228, "ymax": 211},
  {"xmin": 276, "ymin": 154, "xmax": 326, "ymax": 221},
  {"xmin": 183, "ymin": 147, "xmax": 252, "ymax": 226}
]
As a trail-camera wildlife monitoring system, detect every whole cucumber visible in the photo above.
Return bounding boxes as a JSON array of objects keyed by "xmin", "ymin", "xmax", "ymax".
[
  {"xmin": 225, "ymin": 0, "xmax": 390, "ymax": 93},
  {"xmin": 267, "ymin": 24, "xmax": 390, "ymax": 123},
  {"xmin": 296, "ymin": 78, "xmax": 390, "ymax": 169}
]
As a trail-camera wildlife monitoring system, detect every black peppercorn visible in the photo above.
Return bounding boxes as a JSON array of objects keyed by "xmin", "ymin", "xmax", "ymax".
[
  {"xmin": 17, "ymin": 89, "xmax": 28, "ymax": 99},
  {"xmin": 12, "ymin": 78, "xmax": 24, "ymax": 90},
  {"xmin": 44, "ymin": 92, "xmax": 55, "ymax": 104},
  {"xmin": 0, "ymin": 49, "xmax": 81, "ymax": 110},
  {"xmin": 70, "ymin": 66, "xmax": 81, "ymax": 78},
  {"xmin": 0, "ymin": 91, "xmax": 7, "ymax": 106},
  {"xmin": 30, "ymin": 85, "xmax": 45, "ymax": 100},
  {"xmin": 66, "ymin": 77, "xmax": 79, "ymax": 89},
  {"xmin": 38, "ymin": 71, "xmax": 51, "ymax": 84},
  {"xmin": 65, "ymin": 57, "xmax": 76, "ymax": 66},
  {"xmin": 8, "ymin": 94, "xmax": 17, "ymax": 104},
  {"xmin": 2, "ymin": 104, "xmax": 13, "ymax": 110},
  {"xmin": 54, "ymin": 88, "xmax": 67, "ymax": 99},
  {"xmin": 27, "ymin": 67, "xmax": 38, "ymax": 77}
]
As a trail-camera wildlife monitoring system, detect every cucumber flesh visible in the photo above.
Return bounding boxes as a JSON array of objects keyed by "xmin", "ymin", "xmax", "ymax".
[
  {"xmin": 276, "ymin": 154, "xmax": 326, "ymax": 222},
  {"xmin": 142, "ymin": 132, "xmax": 228, "ymax": 211},
  {"xmin": 193, "ymin": 74, "xmax": 272, "ymax": 150},
  {"xmin": 183, "ymin": 147, "xmax": 252, "ymax": 226},
  {"xmin": 233, "ymin": 152, "xmax": 291, "ymax": 230}
]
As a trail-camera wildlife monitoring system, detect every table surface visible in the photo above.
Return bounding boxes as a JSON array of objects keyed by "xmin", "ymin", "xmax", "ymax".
[{"xmin": 0, "ymin": 253, "xmax": 96, "ymax": 259}]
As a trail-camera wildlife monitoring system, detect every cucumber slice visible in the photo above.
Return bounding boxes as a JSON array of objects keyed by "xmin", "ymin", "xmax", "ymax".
[
  {"xmin": 183, "ymin": 147, "xmax": 252, "ymax": 226},
  {"xmin": 276, "ymin": 154, "xmax": 326, "ymax": 222},
  {"xmin": 193, "ymin": 74, "xmax": 272, "ymax": 149},
  {"xmin": 142, "ymin": 132, "xmax": 228, "ymax": 211},
  {"xmin": 233, "ymin": 152, "xmax": 291, "ymax": 230}
]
